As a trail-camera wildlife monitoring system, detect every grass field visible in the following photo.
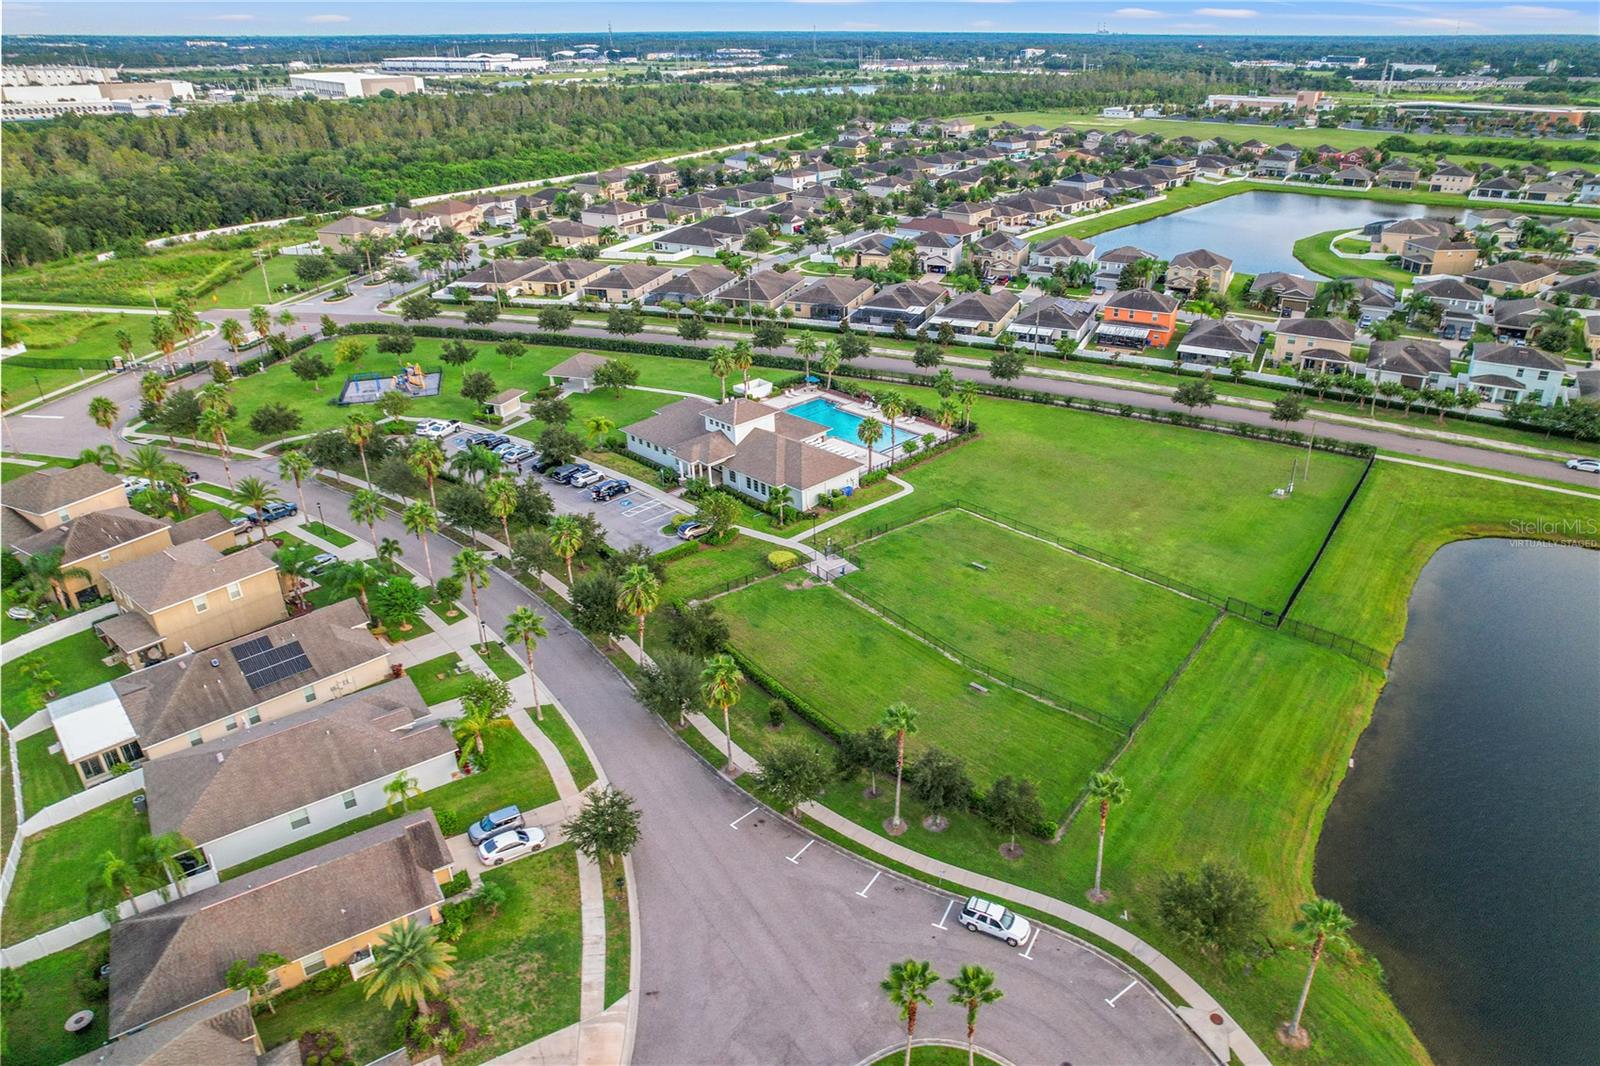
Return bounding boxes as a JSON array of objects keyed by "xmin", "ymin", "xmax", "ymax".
[
  {"xmin": 2, "ymin": 312, "xmax": 148, "ymax": 406},
  {"xmin": 661, "ymin": 535, "xmax": 777, "ymax": 601},
  {"xmin": 1293, "ymin": 229, "xmax": 1415, "ymax": 286},
  {"xmin": 1290, "ymin": 461, "xmax": 1600, "ymax": 649},
  {"xmin": 839, "ymin": 510, "xmax": 1218, "ymax": 724},
  {"xmin": 0, "ymin": 936, "xmax": 110, "ymax": 1066},
  {"xmin": 15, "ymin": 728, "xmax": 83, "ymax": 816},
  {"xmin": 1, "ymin": 629, "xmax": 130, "ymax": 727},
  {"xmin": 826, "ymin": 388, "xmax": 1367, "ymax": 611},
  {"xmin": 718, "ymin": 580, "xmax": 1118, "ymax": 813},
  {"xmin": 3, "ymin": 793, "xmax": 149, "ymax": 946},
  {"xmin": 1, "ymin": 731, "xmax": 15, "ymax": 857},
  {"xmin": 206, "ymin": 252, "xmax": 343, "ymax": 309}
]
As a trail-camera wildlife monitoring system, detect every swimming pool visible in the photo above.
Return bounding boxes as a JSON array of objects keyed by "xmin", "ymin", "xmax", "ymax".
[{"xmin": 787, "ymin": 397, "xmax": 918, "ymax": 449}]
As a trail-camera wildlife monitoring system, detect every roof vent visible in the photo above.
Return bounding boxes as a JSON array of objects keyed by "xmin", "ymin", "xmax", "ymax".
[
  {"xmin": 215, "ymin": 752, "xmax": 225, "ymax": 763},
  {"xmin": 211, "ymin": 659, "xmax": 221, "ymax": 668}
]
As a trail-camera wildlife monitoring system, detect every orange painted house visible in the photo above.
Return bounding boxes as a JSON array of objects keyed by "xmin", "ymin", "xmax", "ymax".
[{"xmin": 1096, "ymin": 288, "xmax": 1180, "ymax": 349}]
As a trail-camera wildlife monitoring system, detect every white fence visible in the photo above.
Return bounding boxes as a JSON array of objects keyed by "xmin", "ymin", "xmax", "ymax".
[
  {"xmin": 0, "ymin": 865, "xmax": 219, "ymax": 968},
  {"xmin": 1, "ymin": 769, "xmax": 147, "ymax": 910}
]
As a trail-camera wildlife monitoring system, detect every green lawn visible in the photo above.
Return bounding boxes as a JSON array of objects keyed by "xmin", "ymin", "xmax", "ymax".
[
  {"xmin": 0, "ymin": 936, "xmax": 111, "ymax": 1066},
  {"xmin": 718, "ymin": 581, "xmax": 1117, "ymax": 813},
  {"xmin": 302, "ymin": 519, "xmax": 357, "ymax": 547},
  {"xmin": 3, "ymin": 794, "xmax": 149, "ymax": 946},
  {"xmin": 207, "ymin": 252, "xmax": 343, "ymax": 309},
  {"xmin": 1290, "ymin": 461, "xmax": 1600, "ymax": 649},
  {"xmin": 1, "ymin": 312, "xmax": 144, "ymax": 407},
  {"xmin": 0, "ymin": 730, "xmax": 16, "ymax": 857},
  {"xmin": 219, "ymin": 727, "xmax": 557, "ymax": 880},
  {"xmin": 259, "ymin": 844, "xmax": 584, "ymax": 1066},
  {"xmin": 1293, "ymin": 230, "xmax": 1415, "ymax": 287},
  {"xmin": 532, "ymin": 706, "xmax": 598, "ymax": 791},
  {"xmin": 826, "ymin": 388, "xmax": 1367, "ymax": 611},
  {"xmin": 15, "ymin": 729, "xmax": 83, "ymax": 817},
  {"xmin": 839, "ymin": 510, "xmax": 1219, "ymax": 725},
  {"xmin": 2, "ymin": 630, "xmax": 129, "ymax": 727},
  {"xmin": 601, "ymin": 860, "xmax": 631, "ymax": 1009},
  {"xmin": 406, "ymin": 653, "xmax": 479, "ymax": 706},
  {"xmin": 868, "ymin": 1049, "xmax": 1002, "ymax": 1066},
  {"xmin": 660, "ymin": 535, "xmax": 779, "ymax": 601},
  {"xmin": 476, "ymin": 641, "xmax": 527, "ymax": 681}
]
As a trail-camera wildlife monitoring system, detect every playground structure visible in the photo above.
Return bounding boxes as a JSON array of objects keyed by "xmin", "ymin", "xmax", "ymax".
[{"xmin": 337, "ymin": 363, "xmax": 443, "ymax": 405}]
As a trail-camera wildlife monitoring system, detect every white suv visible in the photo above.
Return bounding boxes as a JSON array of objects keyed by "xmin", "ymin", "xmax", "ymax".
[
  {"xmin": 414, "ymin": 419, "xmax": 462, "ymax": 439},
  {"xmin": 959, "ymin": 896, "xmax": 1032, "ymax": 947}
]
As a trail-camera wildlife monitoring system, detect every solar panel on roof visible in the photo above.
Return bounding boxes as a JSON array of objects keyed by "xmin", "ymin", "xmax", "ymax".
[
  {"xmin": 240, "ymin": 640, "xmax": 313, "ymax": 691},
  {"xmin": 230, "ymin": 635, "xmax": 273, "ymax": 664}
]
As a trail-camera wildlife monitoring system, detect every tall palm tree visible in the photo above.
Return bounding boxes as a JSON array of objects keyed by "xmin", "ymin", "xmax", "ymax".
[
  {"xmin": 149, "ymin": 316, "xmax": 178, "ymax": 370},
  {"xmin": 616, "ymin": 564, "xmax": 662, "ymax": 659},
  {"xmin": 452, "ymin": 548, "xmax": 492, "ymax": 649},
  {"xmin": 452, "ymin": 701, "xmax": 513, "ymax": 758},
  {"xmin": 548, "ymin": 514, "xmax": 584, "ymax": 586},
  {"xmin": 820, "ymin": 342, "xmax": 842, "ymax": 391},
  {"xmin": 859, "ymin": 416, "xmax": 883, "ymax": 473},
  {"xmin": 700, "ymin": 654, "xmax": 744, "ymax": 772},
  {"xmin": 277, "ymin": 309, "xmax": 297, "ymax": 335},
  {"xmin": 249, "ymin": 305, "xmax": 272, "ymax": 342},
  {"xmin": 731, "ymin": 340, "xmax": 754, "ymax": 396},
  {"xmin": 955, "ymin": 381, "xmax": 977, "ymax": 430},
  {"xmin": 114, "ymin": 328, "xmax": 134, "ymax": 365},
  {"xmin": 125, "ymin": 443, "xmax": 182, "ymax": 508},
  {"xmin": 169, "ymin": 300, "xmax": 200, "ymax": 350},
  {"xmin": 88, "ymin": 395, "xmax": 119, "ymax": 433},
  {"xmin": 76, "ymin": 444, "xmax": 121, "ymax": 473},
  {"xmin": 138, "ymin": 370, "xmax": 168, "ymax": 412},
  {"xmin": 402, "ymin": 501, "xmax": 440, "ymax": 583},
  {"xmin": 880, "ymin": 702, "xmax": 919, "ymax": 832},
  {"xmin": 234, "ymin": 477, "xmax": 282, "ymax": 543},
  {"xmin": 1286, "ymin": 899, "xmax": 1355, "ymax": 1042},
  {"xmin": 277, "ymin": 449, "xmax": 313, "ymax": 517},
  {"xmin": 138, "ymin": 831, "xmax": 200, "ymax": 898},
  {"xmin": 86, "ymin": 850, "xmax": 161, "ymax": 921},
  {"xmin": 348, "ymin": 489, "xmax": 384, "ymax": 551},
  {"xmin": 880, "ymin": 393, "xmax": 906, "ymax": 451},
  {"xmin": 197, "ymin": 407, "xmax": 234, "ymax": 487},
  {"xmin": 794, "ymin": 332, "xmax": 819, "ymax": 382},
  {"xmin": 407, "ymin": 438, "xmax": 447, "ymax": 510},
  {"xmin": 584, "ymin": 415, "xmax": 617, "ymax": 449},
  {"xmin": 484, "ymin": 475, "xmax": 519, "ymax": 549},
  {"xmin": 503, "ymin": 606, "xmax": 548, "ymax": 718},
  {"xmin": 947, "ymin": 965, "xmax": 1003, "ymax": 1066},
  {"xmin": 330, "ymin": 559, "xmax": 383, "ymax": 615},
  {"xmin": 708, "ymin": 346, "xmax": 736, "ymax": 401},
  {"xmin": 364, "ymin": 920, "xmax": 455, "ymax": 1018},
  {"xmin": 220, "ymin": 317, "xmax": 246, "ymax": 363},
  {"xmin": 383, "ymin": 771, "xmax": 422, "ymax": 813},
  {"xmin": 1087, "ymin": 771, "xmax": 1129, "ymax": 902},
  {"xmin": 881, "ymin": 959, "xmax": 940, "ymax": 1066},
  {"xmin": 345, "ymin": 413, "xmax": 377, "ymax": 482}
]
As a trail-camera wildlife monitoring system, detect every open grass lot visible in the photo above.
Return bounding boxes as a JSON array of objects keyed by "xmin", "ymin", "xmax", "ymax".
[
  {"xmin": 1, "ymin": 629, "xmax": 130, "ymax": 727},
  {"xmin": 661, "ymin": 534, "xmax": 777, "ymax": 601},
  {"xmin": 839, "ymin": 510, "xmax": 1218, "ymax": 724},
  {"xmin": 219, "ymin": 727, "xmax": 556, "ymax": 880},
  {"xmin": 0, "ymin": 935, "xmax": 111, "ymax": 1065},
  {"xmin": 1, "ymin": 312, "xmax": 143, "ymax": 406},
  {"xmin": 532, "ymin": 705, "xmax": 597, "ymax": 791},
  {"xmin": 718, "ymin": 580, "xmax": 1117, "ymax": 813},
  {"xmin": 827, "ymin": 390, "xmax": 1367, "ymax": 611},
  {"xmin": 3, "ymin": 793, "xmax": 149, "ymax": 947},
  {"xmin": 258, "ymin": 844, "xmax": 583, "ymax": 1066},
  {"xmin": 16, "ymin": 728, "xmax": 83, "ymax": 816},
  {"xmin": 475, "ymin": 641, "xmax": 527, "ymax": 681},
  {"xmin": 206, "ymin": 252, "xmax": 344, "ymax": 309},
  {"xmin": 1290, "ymin": 461, "xmax": 1600, "ymax": 649},
  {"xmin": 1293, "ymin": 229, "xmax": 1415, "ymax": 286}
]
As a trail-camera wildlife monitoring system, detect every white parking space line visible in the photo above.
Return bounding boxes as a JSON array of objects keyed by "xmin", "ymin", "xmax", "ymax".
[
  {"xmin": 1105, "ymin": 980, "xmax": 1138, "ymax": 1008},
  {"xmin": 20, "ymin": 414, "xmax": 63, "ymax": 419},
  {"xmin": 932, "ymin": 900, "xmax": 953, "ymax": 930},
  {"xmin": 1019, "ymin": 928, "xmax": 1041, "ymax": 960},
  {"xmin": 729, "ymin": 807, "xmax": 758, "ymax": 829},
  {"xmin": 786, "ymin": 839, "xmax": 814, "ymax": 865},
  {"xmin": 856, "ymin": 871, "xmax": 881, "ymax": 898}
]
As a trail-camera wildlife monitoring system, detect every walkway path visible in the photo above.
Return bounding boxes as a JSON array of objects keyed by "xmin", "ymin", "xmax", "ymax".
[{"xmin": 0, "ymin": 602, "xmax": 120, "ymax": 664}]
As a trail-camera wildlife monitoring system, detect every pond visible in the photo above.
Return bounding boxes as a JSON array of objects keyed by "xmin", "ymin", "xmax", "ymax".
[
  {"xmin": 1316, "ymin": 538, "xmax": 1600, "ymax": 1066},
  {"xmin": 773, "ymin": 84, "xmax": 880, "ymax": 96},
  {"xmin": 1091, "ymin": 190, "xmax": 1462, "ymax": 276}
]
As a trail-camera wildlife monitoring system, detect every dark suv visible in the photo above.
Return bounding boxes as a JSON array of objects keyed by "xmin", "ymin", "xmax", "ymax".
[
  {"xmin": 546, "ymin": 463, "xmax": 591, "ymax": 484},
  {"xmin": 590, "ymin": 479, "xmax": 633, "ymax": 502}
]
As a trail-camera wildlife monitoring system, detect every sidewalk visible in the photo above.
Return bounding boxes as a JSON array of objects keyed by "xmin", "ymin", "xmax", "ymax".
[{"xmin": 0, "ymin": 602, "xmax": 119, "ymax": 664}]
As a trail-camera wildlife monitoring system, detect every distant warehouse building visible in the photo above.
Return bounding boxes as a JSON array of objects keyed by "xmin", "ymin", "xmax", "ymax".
[
  {"xmin": 1205, "ymin": 91, "xmax": 1325, "ymax": 112},
  {"xmin": 381, "ymin": 53, "xmax": 547, "ymax": 75},
  {"xmin": 288, "ymin": 71, "xmax": 424, "ymax": 99}
]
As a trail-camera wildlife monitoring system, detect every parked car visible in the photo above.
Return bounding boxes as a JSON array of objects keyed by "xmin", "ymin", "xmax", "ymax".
[
  {"xmin": 591, "ymin": 479, "xmax": 633, "ymax": 502},
  {"xmin": 676, "ymin": 521, "xmax": 711, "ymax": 540},
  {"xmin": 308, "ymin": 552, "xmax": 338, "ymax": 575},
  {"xmin": 466, "ymin": 805, "xmax": 525, "ymax": 846},
  {"xmin": 959, "ymin": 896, "xmax": 1032, "ymax": 947},
  {"xmin": 477, "ymin": 826, "xmax": 547, "ymax": 866},
  {"xmin": 121, "ymin": 476, "xmax": 151, "ymax": 495},
  {"xmin": 261, "ymin": 501, "xmax": 298, "ymax": 522},
  {"xmin": 230, "ymin": 507, "xmax": 261, "ymax": 530},
  {"xmin": 415, "ymin": 419, "xmax": 462, "ymax": 439},
  {"xmin": 1564, "ymin": 458, "xmax": 1600, "ymax": 474},
  {"xmin": 181, "ymin": 469, "xmax": 201, "ymax": 485},
  {"xmin": 499, "ymin": 446, "xmax": 536, "ymax": 465},
  {"xmin": 570, "ymin": 469, "xmax": 606, "ymax": 489},
  {"xmin": 546, "ymin": 463, "xmax": 590, "ymax": 484}
]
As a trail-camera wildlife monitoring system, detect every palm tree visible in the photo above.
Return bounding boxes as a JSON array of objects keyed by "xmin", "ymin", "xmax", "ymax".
[
  {"xmin": 234, "ymin": 477, "xmax": 282, "ymax": 543},
  {"xmin": 484, "ymin": 475, "xmax": 519, "ymax": 549},
  {"xmin": 766, "ymin": 485, "xmax": 794, "ymax": 525},
  {"xmin": 708, "ymin": 346, "xmax": 736, "ymax": 401},
  {"xmin": 584, "ymin": 415, "xmax": 617, "ymax": 448},
  {"xmin": 700, "ymin": 654, "xmax": 744, "ymax": 772},
  {"xmin": 881, "ymin": 702, "xmax": 918, "ymax": 833},
  {"xmin": 1286, "ymin": 899, "xmax": 1356, "ymax": 1042},
  {"xmin": 277, "ymin": 449, "xmax": 313, "ymax": 516},
  {"xmin": 407, "ymin": 439, "xmax": 447, "ymax": 510},
  {"xmin": 330, "ymin": 559, "xmax": 383, "ymax": 615},
  {"xmin": 88, "ymin": 395, "xmax": 119, "ymax": 433},
  {"xmin": 277, "ymin": 309, "xmax": 297, "ymax": 336},
  {"xmin": 1087, "ymin": 771, "xmax": 1129, "ymax": 902},
  {"xmin": 86, "ymin": 850, "xmax": 161, "ymax": 920},
  {"xmin": 859, "ymin": 416, "xmax": 884, "ymax": 473},
  {"xmin": 731, "ymin": 341, "xmax": 754, "ymax": 396},
  {"xmin": 377, "ymin": 537, "xmax": 403, "ymax": 569},
  {"xmin": 549, "ymin": 514, "xmax": 584, "ymax": 586},
  {"xmin": 169, "ymin": 300, "xmax": 201, "ymax": 354},
  {"xmin": 820, "ymin": 343, "xmax": 842, "ymax": 391},
  {"xmin": 139, "ymin": 370, "xmax": 168, "ymax": 412},
  {"xmin": 249, "ymin": 305, "xmax": 272, "ymax": 342},
  {"xmin": 77, "ymin": 444, "xmax": 121, "ymax": 473},
  {"xmin": 617, "ymin": 564, "xmax": 662, "ymax": 660},
  {"xmin": 219, "ymin": 317, "xmax": 246, "ymax": 363},
  {"xmin": 452, "ymin": 701, "xmax": 513, "ymax": 758},
  {"xmin": 114, "ymin": 327, "xmax": 134, "ymax": 365},
  {"xmin": 149, "ymin": 316, "xmax": 178, "ymax": 370},
  {"xmin": 956, "ymin": 381, "xmax": 977, "ymax": 430},
  {"xmin": 947, "ymin": 965, "xmax": 1003, "ymax": 1066},
  {"xmin": 500, "ymin": 605, "xmax": 549, "ymax": 713},
  {"xmin": 402, "ymin": 501, "xmax": 440, "ymax": 583},
  {"xmin": 794, "ymin": 332, "xmax": 819, "ymax": 381},
  {"xmin": 20, "ymin": 546, "xmax": 92, "ymax": 610},
  {"xmin": 881, "ymin": 959, "xmax": 940, "ymax": 1066},
  {"xmin": 345, "ymin": 413, "xmax": 377, "ymax": 482},
  {"xmin": 1320, "ymin": 278, "xmax": 1357, "ymax": 317},
  {"xmin": 880, "ymin": 393, "xmax": 906, "ymax": 451},
  {"xmin": 452, "ymin": 548, "xmax": 492, "ymax": 649},
  {"xmin": 139, "ymin": 831, "xmax": 200, "ymax": 898},
  {"xmin": 364, "ymin": 920, "xmax": 455, "ymax": 1018},
  {"xmin": 348, "ymin": 489, "xmax": 385, "ymax": 551},
  {"xmin": 383, "ymin": 771, "xmax": 422, "ymax": 813},
  {"xmin": 197, "ymin": 407, "xmax": 234, "ymax": 487}
]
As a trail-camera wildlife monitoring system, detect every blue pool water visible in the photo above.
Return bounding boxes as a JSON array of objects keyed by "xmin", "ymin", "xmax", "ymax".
[{"xmin": 787, "ymin": 398, "xmax": 917, "ymax": 448}]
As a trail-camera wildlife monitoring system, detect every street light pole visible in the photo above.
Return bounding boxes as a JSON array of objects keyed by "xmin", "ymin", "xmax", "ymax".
[{"xmin": 316, "ymin": 500, "xmax": 325, "ymax": 533}]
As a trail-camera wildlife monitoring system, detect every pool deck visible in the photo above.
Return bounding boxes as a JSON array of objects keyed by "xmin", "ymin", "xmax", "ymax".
[{"xmin": 766, "ymin": 386, "xmax": 949, "ymax": 463}]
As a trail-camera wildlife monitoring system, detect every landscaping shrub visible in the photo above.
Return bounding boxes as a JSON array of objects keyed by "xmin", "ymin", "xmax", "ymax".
[
  {"xmin": 766, "ymin": 549, "xmax": 800, "ymax": 572},
  {"xmin": 435, "ymin": 809, "xmax": 466, "ymax": 837},
  {"xmin": 248, "ymin": 402, "xmax": 303, "ymax": 436},
  {"xmin": 440, "ymin": 869, "xmax": 472, "ymax": 897},
  {"xmin": 767, "ymin": 697, "xmax": 788, "ymax": 728},
  {"xmin": 308, "ymin": 968, "xmax": 351, "ymax": 994}
]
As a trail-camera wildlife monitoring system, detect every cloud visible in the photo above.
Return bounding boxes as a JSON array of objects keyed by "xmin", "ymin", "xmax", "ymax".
[
  {"xmin": 787, "ymin": 0, "xmax": 865, "ymax": 5},
  {"xmin": 1393, "ymin": 15, "xmax": 1479, "ymax": 27},
  {"xmin": 305, "ymin": 13, "xmax": 351, "ymax": 22},
  {"xmin": 1194, "ymin": 7, "xmax": 1258, "ymax": 16},
  {"xmin": 971, "ymin": 17, "xmax": 999, "ymax": 28},
  {"xmin": 1113, "ymin": 6, "xmax": 1163, "ymax": 16},
  {"xmin": 1496, "ymin": 4, "xmax": 1573, "ymax": 15},
  {"xmin": 214, "ymin": 13, "xmax": 255, "ymax": 21},
  {"xmin": 842, "ymin": 20, "xmax": 880, "ymax": 29}
]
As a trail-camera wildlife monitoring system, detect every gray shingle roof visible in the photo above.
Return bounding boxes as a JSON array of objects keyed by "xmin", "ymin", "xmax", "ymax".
[
  {"xmin": 11, "ymin": 507, "xmax": 169, "ymax": 565},
  {"xmin": 102, "ymin": 541, "xmax": 278, "ymax": 613},
  {"xmin": 720, "ymin": 429, "xmax": 860, "ymax": 491},
  {"xmin": 3, "ymin": 464, "xmax": 124, "ymax": 518},
  {"xmin": 1471, "ymin": 342, "xmax": 1565, "ymax": 372}
]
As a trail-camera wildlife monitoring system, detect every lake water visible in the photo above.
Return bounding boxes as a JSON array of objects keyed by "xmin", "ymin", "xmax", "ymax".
[
  {"xmin": 773, "ymin": 84, "xmax": 879, "ymax": 96},
  {"xmin": 1316, "ymin": 538, "xmax": 1600, "ymax": 1065},
  {"xmin": 1091, "ymin": 190, "xmax": 1462, "ymax": 276}
]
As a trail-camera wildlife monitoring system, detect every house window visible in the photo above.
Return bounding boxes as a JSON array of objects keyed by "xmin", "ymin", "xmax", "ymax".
[
  {"xmin": 193, "ymin": 594, "xmax": 208, "ymax": 614},
  {"xmin": 246, "ymin": 708, "xmax": 261, "ymax": 725},
  {"xmin": 289, "ymin": 808, "xmax": 311, "ymax": 831},
  {"xmin": 300, "ymin": 954, "xmax": 327, "ymax": 977},
  {"xmin": 80, "ymin": 755, "xmax": 105, "ymax": 779},
  {"xmin": 342, "ymin": 790, "xmax": 359, "ymax": 810},
  {"xmin": 101, "ymin": 551, "xmax": 111, "ymax": 561},
  {"xmin": 225, "ymin": 717, "xmax": 238, "ymax": 732},
  {"xmin": 121, "ymin": 741, "xmax": 143, "ymax": 763},
  {"xmin": 304, "ymin": 686, "xmax": 317, "ymax": 703},
  {"xmin": 57, "ymin": 509, "xmax": 72, "ymax": 522},
  {"xmin": 227, "ymin": 582, "xmax": 242, "ymax": 602},
  {"xmin": 187, "ymin": 730, "xmax": 204, "ymax": 747}
]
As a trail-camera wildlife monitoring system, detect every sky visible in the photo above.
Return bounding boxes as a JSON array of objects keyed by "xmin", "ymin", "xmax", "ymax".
[{"xmin": 3, "ymin": 0, "xmax": 1597, "ymax": 37}]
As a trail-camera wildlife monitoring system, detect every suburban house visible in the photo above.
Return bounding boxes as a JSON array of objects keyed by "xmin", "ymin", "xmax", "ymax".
[
  {"xmin": 465, "ymin": 192, "xmax": 518, "ymax": 228},
  {"xmin": 940, "ymin": 201, "xmax": 994, "ymax": 227},
  {"xmin": 1027, "ymin": 235, "xmax": 1097, "ymax": 277},
  {"xmin": 850, "ymin": 281, "xmax": 947, "ymax": 329},
  {"xmin": 143, "ymin": 677, "xmax": 457, "ymax": 872},
  {"xmin": 718, "ymin": 271, "xmax": 807, "ymax": 312},
  {"xmin": 1467, "ymin": 260, "xmax": 1558, "ymax": 296},
  {"xmin": 895, "ymin": 216, "xmax": 980, "ymax": 243},
  {"xmin": 1096, "ymin": 288, "xmax": 1179, "ymax": 349},
  {"xmin": 786, "ymin": 276, "xmax": 877, "ymax": 322},
  {"xmin": 1471, "ymin": 175, "xmax": 1525, "ymax": 201},
  {"xmin": 583, "ymin": 264, "xmax": 675, "ymax": 303},
  {"xmin": 651, "ymin": 216, "xmax": 757, "ymax": 256},
  {"xmin": 1349, "ymin": 277, "xmax": 1398, "ymax": 327},
  {"xmin": 969, "ymin": 232, "xmax": 1030, "ymax": 279},
  {"xmin": 375, "ymin": 206, "xmax": 441, "ymax": 238},
  {"xmin": 1428, "ymin": 161, "xmax": 1476, "ymax": 195},
  {"xmin": 1177, "ymin": 317, "xmax": 1264, "ymax": 366},
  {"xmin": 928, "ymin": 290, "xmax": 1023, "ymax": 338},
  {"xmin": 418, "ymin": 199, "xmax": 482, "ymax": 233},
  {"xmin": 64, "ymin": 989, "xmax": 277, "ymax": 1066},
  {"xmin": 315, "ymin": 215, "xmax": 388, "ymax": 251},
  {"xmin": 1399, "ymin": 234, "xmax": 1479, "ymax": 277},
  {"xmin": 545, "ymin": 220, "xmax": 603, "ymax": 249},
  {"xmin": 105, "ymin": 813, "xmax": 453, "ymax": 1040},
  {"xmin": 647, "ymin": 263, "xmax": 738, "ymax": 305},
  {"xmin": 545, "ymin": 352, "xmax": 610, "ymax": 392},
  {"xmin": 1165, "ymin": 249, "xmax": 1234, "ymax": 296},
  {"xmin": 1466, "ymin": 342, "xmax": 1567, "ymax": 405},
  {"xmin": 1555, "ymin": 217, "xmax": 1600, "ymax": 255},
  {"xmin": 447, "ymin": 257, "xmax": 545, "ymax": 299},
  {"xmin": 580, "ymin": 200, "xmax": 651, "ymax": 234},
  {"xmin": 636, "ymin": 161, "xmax": 682, "ymax": 195},
  {"xmin": 47, "ymin": 600, "xmax": 386, "ymax": 786},
  {"xmin": 1415, "ymin": 275, "xmax": 1489, "ymax": 339},
  {"xmin": 1372, "ymin": 217, "xmax": 1459, "ymax": 255},
  {"xmin": 516, "ymin": 259, "xmax": 609, "ymax": 298},
  {"xmin": 1378, "ymin": 160, "xmax": 1422, "ymax": 189},
  {"xmin": 1365, "ymin": 338, "xmax": 1454, "ymax": 390},
  {"xmin": 1249, "ymin": 272, "xmax": 1320, "ymax": 316},
  {"xmin": 1492, "ymin": 298, "xmax": 1554, "ymax": 343},
  {"xmin": 1272, "ymin": 316, "xmax": 1359, "ymax": 372},
  {"xmin": 774, "ymin": 163, "xmax": 842, "ymax": 190},
  {"xmin": 1094, "ymin": 245, "xmax": 1156, "ymax": 291},
  {"xmin": 1009, "ymin": 297, "xmax": 1096, "ymax": 350},
  {"xmin": 96, "ymin": 542, "xmax": 288, "ymax": 668},
  {"xmin": 623, "ymin": 398, "xmax": 861, "ymax": 509},
  {"xmin": 3, "ymin": 465, "xmax": 138, "ymax": 539}
]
